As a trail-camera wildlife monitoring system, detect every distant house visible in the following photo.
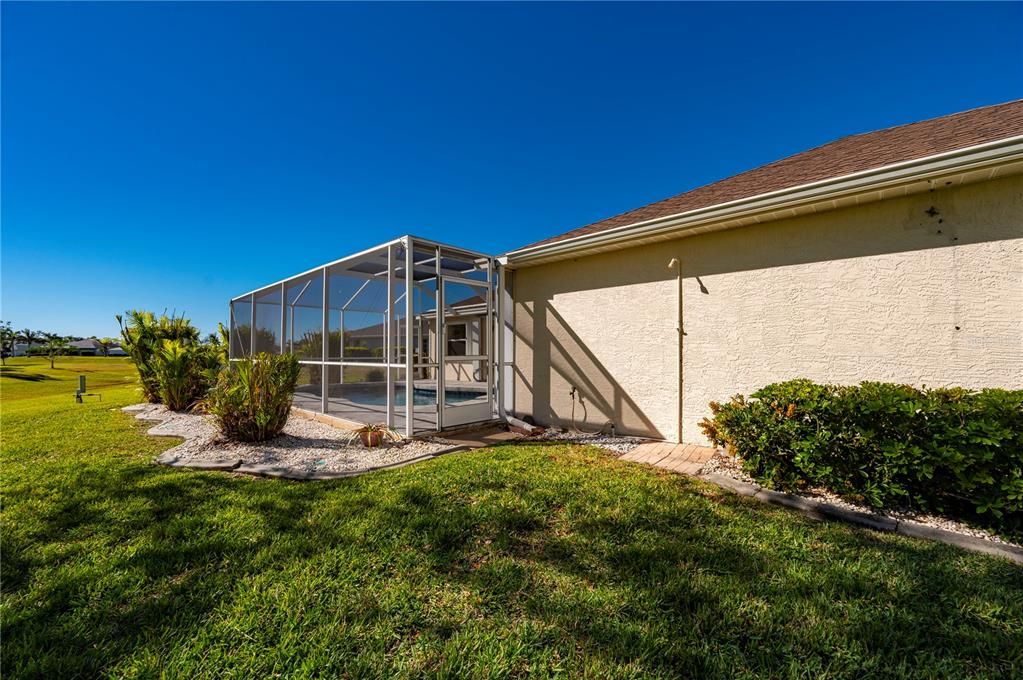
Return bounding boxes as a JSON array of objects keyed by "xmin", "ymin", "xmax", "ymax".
[
  {"xmin": 68, "ymin": 339, "xmax": 101, "ymax": 356},
  {"xmin": 68, "ymin": 339, "xmax": 126, "ymax": 356},
  {"xmin": 11, "ymin": 343, "xmax": 42, "ymax": 357}
]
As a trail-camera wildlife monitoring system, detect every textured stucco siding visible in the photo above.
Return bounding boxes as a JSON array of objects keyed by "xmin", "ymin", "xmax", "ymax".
[
  {"xmin": 511, "ymin": 251, "xmax": 679, "ymax": 440},
  {"xmin": 511, "ymin": 173, "xmax": 1023, "ymax": 444}
]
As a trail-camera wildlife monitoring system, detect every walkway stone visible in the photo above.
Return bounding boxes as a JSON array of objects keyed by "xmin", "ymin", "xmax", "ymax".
[{"xmin": 619, "ymin": 441, "xmax": 716, "ymax": 475}]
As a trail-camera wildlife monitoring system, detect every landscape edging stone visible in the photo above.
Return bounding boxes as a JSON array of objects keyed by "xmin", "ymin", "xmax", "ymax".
[{"xmin": 696, "ymin": 472, "xmax": 1021, "ymax": 564}]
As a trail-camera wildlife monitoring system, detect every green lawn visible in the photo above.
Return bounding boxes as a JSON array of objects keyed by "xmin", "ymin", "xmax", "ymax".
[{"xmin": 2, "ymin": 357, "xmax": 1021, "ymax": 678}]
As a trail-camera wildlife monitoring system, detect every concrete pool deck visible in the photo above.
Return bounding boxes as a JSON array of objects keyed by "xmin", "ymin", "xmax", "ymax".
[{"xmin": 291, "ymin": 380, "xmax": 491, "ymax": 434}]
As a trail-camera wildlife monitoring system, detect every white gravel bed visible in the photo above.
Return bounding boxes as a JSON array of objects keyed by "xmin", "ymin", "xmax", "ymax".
[
  {"xmin": 124, "ymin": 403, "xmax": 451, "ymax": 473},
  {"xmin": 702, "ymin": 450, "xmax": 1021, "ymax": 547},
  {"xmin": 525, "ymin": 427, "xmax": 650, "ymax": 455}
]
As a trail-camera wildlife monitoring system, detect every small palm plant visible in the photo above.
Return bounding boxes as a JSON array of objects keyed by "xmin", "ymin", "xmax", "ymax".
[
  {"xmin": 353, "ymin": 423, "xmax": 401, "ymax": 448},
  {"xmin": 152, "ymin": 340, "xmax": 205, "ymax": 411},
  {"xmin": 205, "ymin": 353, "xmax": 300, "ymax": 442}
]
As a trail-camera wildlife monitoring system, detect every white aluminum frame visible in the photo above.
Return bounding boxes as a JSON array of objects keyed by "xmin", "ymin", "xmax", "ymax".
[{"xmin": 228, "ymin": 235, "xmax": 499, "ymax": 436}]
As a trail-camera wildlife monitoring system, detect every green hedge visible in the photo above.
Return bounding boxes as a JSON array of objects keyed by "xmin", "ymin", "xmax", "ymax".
[{"xmin": 701, "ymin": 380, "xmax": 1023, "ymax": 534}]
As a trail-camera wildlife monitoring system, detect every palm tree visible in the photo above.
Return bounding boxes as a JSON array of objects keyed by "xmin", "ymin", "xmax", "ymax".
[
  {"xmin": 0, "ymin": 321, "xmax": 14, "ymax": 366},
  {"xmin": 17, "ymin": 328, "xmax": 40, "ymax": 347},
  {"xmin": 43, "ymin": 336, "xmax": 70, "ymax": 369},
  {"xmin": 98, "ymin": 338, "xmax": 117, "ymax": 357},
  {"xmin": 118, "ymin": 310, "xmax": 202, "ymax": 402}
]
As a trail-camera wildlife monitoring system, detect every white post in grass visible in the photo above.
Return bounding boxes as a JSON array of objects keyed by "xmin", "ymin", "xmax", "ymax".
[
  {"xmin": 386, "ymin": 243, "xmax": 394, "ymax": 429},
  {"xmin": 405, "ymin": 237, "xmax": 415, "ymax": 439}
]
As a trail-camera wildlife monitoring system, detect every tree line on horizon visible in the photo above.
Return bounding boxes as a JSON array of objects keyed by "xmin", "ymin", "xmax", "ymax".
[{"xmin": 0, "ymin": 320, "xmax": 122, "ymax": 367}]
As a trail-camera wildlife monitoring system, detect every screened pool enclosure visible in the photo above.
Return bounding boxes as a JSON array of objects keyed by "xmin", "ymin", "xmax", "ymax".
[{"xmin": 229, "ymin": 236, "xmax": 504, "ymax": 437}]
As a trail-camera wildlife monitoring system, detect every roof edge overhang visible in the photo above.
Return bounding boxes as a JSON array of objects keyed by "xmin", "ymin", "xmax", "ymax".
[{"xmin": 503, "ymin": 134, "xmax": 1023, "ymax": 268}]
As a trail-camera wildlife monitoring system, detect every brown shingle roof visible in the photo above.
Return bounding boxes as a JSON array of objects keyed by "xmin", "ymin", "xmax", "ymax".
[{"xmin": 520, "ymin": 100, "xmax": 1023, "ymax": 250}]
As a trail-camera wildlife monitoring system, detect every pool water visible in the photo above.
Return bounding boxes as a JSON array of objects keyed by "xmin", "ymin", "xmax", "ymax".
[{"xmin": 344, "ymin": 385, "xmax": 483, "ymax": 407}]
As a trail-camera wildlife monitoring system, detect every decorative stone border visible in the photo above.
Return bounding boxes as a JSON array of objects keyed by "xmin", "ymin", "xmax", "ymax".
[
  {"xmin": 152, "ymin": 443, "xmax": 473, "ymax": 480},
  {"xmin": 126, "ymin": 404, "xmax": 473, "ymax": 481},
  {"xmin": 699, "ymin": 472, "xmax": 1023, "ymax": 564},
  {"xmin": 154, "ymin": 444, "xmax": 473, "ymax": 480}
]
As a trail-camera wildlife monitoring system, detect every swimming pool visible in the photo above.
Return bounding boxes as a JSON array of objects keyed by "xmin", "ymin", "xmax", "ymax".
[{"xmin": 342, "ymin": 385, "xmax": 483, "ymax": 407}]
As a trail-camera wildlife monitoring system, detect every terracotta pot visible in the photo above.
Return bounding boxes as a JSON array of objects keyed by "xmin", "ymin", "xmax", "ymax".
[{"xmin": 360, "ymin": 431, "xmax": 384, "ymax": 448}]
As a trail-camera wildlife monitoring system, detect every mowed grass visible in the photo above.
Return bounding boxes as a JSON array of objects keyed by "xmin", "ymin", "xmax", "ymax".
[{"xmin": 2, "ymin": 357, "xmax": 1022, "ymax": 678}]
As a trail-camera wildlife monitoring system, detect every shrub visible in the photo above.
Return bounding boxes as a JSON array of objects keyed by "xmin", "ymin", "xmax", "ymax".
[
  {"xmin": 117, "ymin": 310, "xmax": 202, "ymax": 403},
  {"xmin": 152, "ymin": 340, "xmax": 221, "ymax": 411},
  {"xmin": 702, "ymin": 380, "xmax": 1023, "ymax": 534},
  {"xmin": 205, "ymin": 353, "xmax": 300, "ymax": 442}
]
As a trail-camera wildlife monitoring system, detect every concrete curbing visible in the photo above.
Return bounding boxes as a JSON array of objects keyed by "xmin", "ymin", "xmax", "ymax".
[
  {"xmin": 161, "ymin": 444, "xmax": 473, "ymax": 481},
  {"xmin": 753, "ymin": 488, "xmax": 830, "ymax": 521},
  {"xmin": 815, "ymin": 501, "xmax": 898, "ymax": 533},
  {"xmin": 895, "ymin": 519, "xmax": 1023, "ymax": 563},
  {"xmin": 697, "ymin": 472, "xmax": 1022, "ymax": 564}
]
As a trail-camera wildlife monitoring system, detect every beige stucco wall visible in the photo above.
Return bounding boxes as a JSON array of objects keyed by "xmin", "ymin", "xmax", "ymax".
[{"xmin": 511, "ymin": 173, "xmax": 1023, "ymax": 444}]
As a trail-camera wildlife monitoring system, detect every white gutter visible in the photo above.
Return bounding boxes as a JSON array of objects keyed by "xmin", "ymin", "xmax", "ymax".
[{"xmin": 504, "ymin": 135, "xmax": 1023, "ymax": 266}]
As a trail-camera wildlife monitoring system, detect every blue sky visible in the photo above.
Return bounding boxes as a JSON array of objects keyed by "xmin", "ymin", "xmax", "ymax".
[{"xmin": 2, "ymin": 2, "xmax": 1021, "ymax": 338}]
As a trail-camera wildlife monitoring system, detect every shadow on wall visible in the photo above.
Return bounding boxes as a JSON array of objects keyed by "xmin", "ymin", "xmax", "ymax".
[
  {"xmin": 516, "ymin": 301, "xmax": 664, "ymax": 437},
  {"xmin": 512, "ymin": 238, "xmax": 681, "ymax": 439}
]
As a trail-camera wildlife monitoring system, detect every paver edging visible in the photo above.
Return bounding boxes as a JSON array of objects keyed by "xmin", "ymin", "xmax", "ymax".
[{"xmin": 696, "ymin": 472, "xmax": 1022, "ymax": 564}]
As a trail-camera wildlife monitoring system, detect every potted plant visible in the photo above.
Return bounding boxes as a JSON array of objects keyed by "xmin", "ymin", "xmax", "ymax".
[{"xmin": 357, "ymin": 423, "xmax": 390, "ymax": 448}]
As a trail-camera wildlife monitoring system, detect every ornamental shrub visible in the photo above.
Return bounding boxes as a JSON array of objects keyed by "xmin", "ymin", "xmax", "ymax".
[
  {"xmin": 117, "ymin": 310, "xmax": 202, "ymax": 403},
  {"xmin": 151, "ymin": 339, "xmax": 221, "ymax": 411},
  {"xmin": 701, "ymin": 380, "xmax": 1023, "ymax": 535},
  {"xmin": 205, "ymin": 353, "xmax": 300, "ymax": 442}
]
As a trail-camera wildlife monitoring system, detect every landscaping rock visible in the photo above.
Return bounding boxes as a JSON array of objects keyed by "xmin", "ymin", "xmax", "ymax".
[
  {"xmin": 126, "ymin": 402, "xmax": 455, "ymax": 477},
  {"xmin": 525, "ymin": 427, "xmax": 649, "ymax": 455}
]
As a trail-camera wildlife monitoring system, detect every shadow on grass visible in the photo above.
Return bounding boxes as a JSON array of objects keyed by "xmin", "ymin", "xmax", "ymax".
[
  {"xmin": 3, "ymin": 440, "xmax": 1022, "ymax": 678},
  {"xmin": 0, "ymin": 365, "xmax": 57, "ymax": 382}
]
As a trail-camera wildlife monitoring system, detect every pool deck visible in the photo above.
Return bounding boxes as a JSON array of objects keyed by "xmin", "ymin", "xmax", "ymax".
[{"xmin": 293, "ymin": 380, "xmax": 491, "ymax": 434}]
